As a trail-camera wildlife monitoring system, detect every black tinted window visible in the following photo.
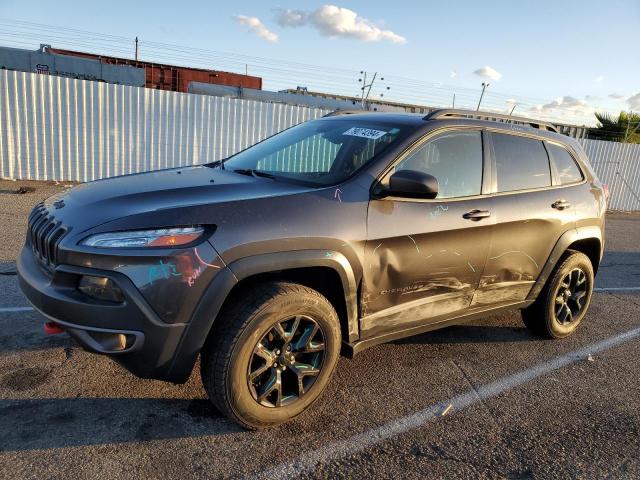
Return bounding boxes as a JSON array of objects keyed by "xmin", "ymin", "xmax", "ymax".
[
  {"xmin": 493, "ymin": 133, "xmax": 551, "ymax": 192},
  {"xmin": 548, "ymin": 143, "xmax": 583, "ymax": 184},
  {"xmin": 396, "ymin": 131, "xmax": 483, "ymax": 198}
]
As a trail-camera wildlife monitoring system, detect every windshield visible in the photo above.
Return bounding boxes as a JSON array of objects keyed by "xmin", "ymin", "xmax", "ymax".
[{"xmin": 220, "ymin": 119, "xmax": 408, "ymax": 186}]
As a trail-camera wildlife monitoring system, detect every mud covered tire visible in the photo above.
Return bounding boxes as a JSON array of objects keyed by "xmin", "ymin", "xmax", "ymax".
[
  {"xmin": 200, "ymin": 281, "xmax": 341, "ymax": 429},
  {"xmin": 522, "ymin": 250, "xmax": 594, "ymax": 339}
]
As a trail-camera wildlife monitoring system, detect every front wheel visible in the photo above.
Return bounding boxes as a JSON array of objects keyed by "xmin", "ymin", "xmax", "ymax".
[
  {"xmin": 200, "ymin": 281, "xmax": 341, "ymax": 429},
  {"xmin": 522, "ymin": 250, "xmax": 594, "ymax": 339}
]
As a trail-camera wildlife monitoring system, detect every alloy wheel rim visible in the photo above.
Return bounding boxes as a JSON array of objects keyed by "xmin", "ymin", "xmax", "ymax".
[
  {"xmin": 554, "ymin": 267, "xmax": 588, "ymax": 325},
  {"xmin": 247, "ymin": 315, "xmax": 326, "ymax": 408}
]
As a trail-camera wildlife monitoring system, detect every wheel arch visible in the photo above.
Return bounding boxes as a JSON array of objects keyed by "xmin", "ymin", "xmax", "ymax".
[
  {"xmin": 527, "ymin": 226, "xmax": 602, "ymax": 302},
  {"xmin": 227, "ymin": 250, "xmax": 360, "ymax": 344},
  {"xmin": 566, "ymin": 237, "xmax": 602, "ymax": 275},
  {"xmin": 167, "ymin": 250, "xmax": 360, "ymax": 382}
]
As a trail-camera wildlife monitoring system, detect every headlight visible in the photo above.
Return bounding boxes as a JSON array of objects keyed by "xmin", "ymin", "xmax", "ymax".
[{"xmin": 80, "ymin": 227, "xmax": 205, "ymax": 248}]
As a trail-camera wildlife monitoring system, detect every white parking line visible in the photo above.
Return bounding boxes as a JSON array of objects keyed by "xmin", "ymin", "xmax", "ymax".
[
  {"xmin": 0, "ymin": 306, "xmax": 34, "ymax": 313},
  {"xmin": 257, "ymin": 326, "xmax": 640, "ymax": 479}
]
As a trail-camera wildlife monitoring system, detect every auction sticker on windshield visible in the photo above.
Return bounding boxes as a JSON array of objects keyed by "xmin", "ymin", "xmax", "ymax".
[{"xmin": 342, "ymin": 127, "xmax": 388, "ymax": 140}]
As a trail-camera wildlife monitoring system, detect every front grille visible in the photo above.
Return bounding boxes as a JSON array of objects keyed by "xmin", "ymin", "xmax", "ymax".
[{"xmin": 27, "ymin": 202, "xmax": 68, "ymax": 268}]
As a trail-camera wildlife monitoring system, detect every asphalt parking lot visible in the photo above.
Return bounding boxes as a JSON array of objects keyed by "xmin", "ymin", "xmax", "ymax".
[{"xmin": 1, "ymin": 180, "xmax": 639, "ymax": 479}]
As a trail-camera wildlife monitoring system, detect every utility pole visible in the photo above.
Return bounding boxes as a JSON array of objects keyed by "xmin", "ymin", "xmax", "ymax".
[
  {"xmin": 359, "ymin": 71, "xmax": 367, "ymax": 107},
  {"xmin": 358, "ymin": 71, "xmax": 390, "ymax": 108},
  {"xmin": 364, "ymin": 72, "xmax": 377, "ymax": 106},
  {"xmin": 452, "ymin": 93, "xmax": 456, "ymax": 108},
  {"xmin": 477, "ymin": 82, "xmax": 489, "ymax": 111},
  {"xmin": 359, "ymin": 71, "xmax": 386, "ymax": 108},
  {"xmin": 134, "ymin": 37, "xmax": 139, "ymax": 62}
]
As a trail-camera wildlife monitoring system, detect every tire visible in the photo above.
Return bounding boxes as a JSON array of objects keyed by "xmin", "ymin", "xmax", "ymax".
[
  {"xmin": 522, "ymin": 249, "xmax": 594, "ymax": 339},
  {"xmin": 200, "ymin": 281, "xmax": 341, "ymax": 429}
]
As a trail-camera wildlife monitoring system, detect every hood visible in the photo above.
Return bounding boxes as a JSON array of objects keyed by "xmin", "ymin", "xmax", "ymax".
[{"xmin": 44, "ymin": 166, "xmax": 313, "ymax": 233}]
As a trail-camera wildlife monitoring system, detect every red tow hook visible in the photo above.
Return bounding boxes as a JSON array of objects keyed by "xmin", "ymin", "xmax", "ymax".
[{"xmin": 44, "ymin": 321, "xmax": 64, "ymax": 335}]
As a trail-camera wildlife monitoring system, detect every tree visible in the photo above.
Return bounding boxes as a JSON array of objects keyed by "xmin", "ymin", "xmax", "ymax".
[{"xmin": 588, "ymin": 111, "xmax": 640, "ymax": 143}]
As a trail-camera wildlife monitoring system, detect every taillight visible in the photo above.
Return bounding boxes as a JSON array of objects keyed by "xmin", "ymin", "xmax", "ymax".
[{"xmin": 602, "ymin": 184, "xmax": 610, "ymax": 201}]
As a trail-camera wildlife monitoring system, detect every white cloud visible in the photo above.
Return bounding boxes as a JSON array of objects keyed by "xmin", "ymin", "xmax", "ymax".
[
  {"xmin": 309, "ymin": 5, "xmax": 407, "ymax": 44},
  {"xmin": 627, "ymin": 92, "xmax": 640, "ymax": 110},
  {"xmin": 594, "ymin": 75, "xmax": 604, "ymax": 83},
  {"xmin": 449, "ymin": 71, "xmax": 457, "ymax": 78},
  {"xmin": 531, "ymin": 96, "xmax": 593, "ymax": 116},
  {"xmin": 608, "ymin": 93, "xmax": 625, "ymax": 100},
  {"xmin": 473, "ymin": 66, "xmax": 502, "ymax": 81},
  {"xmin": 233, "ymin": 15, "xmax": 278, "ymax": 43},
  {"xmin": 275, "ymin": 8, "xmax": 307, "ymax": 27},
  {"xmin": 271, "ymin": 5, "xmax": 406, "ymax": 44}
]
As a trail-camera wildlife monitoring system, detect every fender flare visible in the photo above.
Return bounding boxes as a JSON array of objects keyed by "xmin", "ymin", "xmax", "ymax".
[
  {"xmin": 228, "ymin": 249, "xmax": 360, "ymax": 343},
  {"xmin": 167, "ymin": 249, "xmax": 359, "ymax": 382},
  {"xmin": 526, "ymin": 226, "xmax": 602, "ymax": 301}
]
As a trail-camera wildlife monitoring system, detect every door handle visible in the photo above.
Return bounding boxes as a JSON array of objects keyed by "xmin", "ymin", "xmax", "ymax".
[
  {"xmin": 463, "ymin": 209, "xmax": 491, "ymax": 221},
  {"xmin": 552, "ymin": 200, "xmax": 572, "ymax": 210}
]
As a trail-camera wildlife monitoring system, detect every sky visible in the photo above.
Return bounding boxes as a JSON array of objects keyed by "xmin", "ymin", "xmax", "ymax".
[{"xmin": 1, "ymin": 0, "xmax": 639, "ymax": 125}]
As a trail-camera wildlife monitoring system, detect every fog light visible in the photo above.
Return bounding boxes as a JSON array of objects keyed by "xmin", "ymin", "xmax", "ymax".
[{"xmin": 78, "ymin": 275, "xmax": 125, "ymax": 303}]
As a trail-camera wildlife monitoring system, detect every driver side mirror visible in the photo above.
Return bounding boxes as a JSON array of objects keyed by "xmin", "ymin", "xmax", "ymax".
[{"xmin": 377, "ymin": 170, "xmax": 439, "ymax": 199}]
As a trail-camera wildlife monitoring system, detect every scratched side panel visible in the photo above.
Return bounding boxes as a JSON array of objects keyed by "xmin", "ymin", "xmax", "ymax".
[
  {"xmin": 477, "ymin": 188, "xmax": 577, "ymax": 305},
  {"xmin": 361, "ymin": 196, "xmax": 494, "ymax": 338}
]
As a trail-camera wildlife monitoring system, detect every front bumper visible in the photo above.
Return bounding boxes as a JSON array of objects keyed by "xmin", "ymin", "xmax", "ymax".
[{"xmin": 17, "ymin": 246, "xmax": 191, "ymax": 382}]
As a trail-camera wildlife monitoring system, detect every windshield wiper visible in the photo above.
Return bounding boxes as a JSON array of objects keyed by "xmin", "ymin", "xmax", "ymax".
[
  {"xmin": 232, "ymin": 168, "xmax": 275, "ymax": 179},
  {"xmin": 204, "ymin": 160, "xmax": 225, "ymax": 170}
]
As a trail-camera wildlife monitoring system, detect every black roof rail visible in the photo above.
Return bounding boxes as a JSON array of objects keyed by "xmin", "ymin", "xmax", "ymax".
[
  {"xmin": 322, "ymin": 109, "xmax": 370, "ymax": 118},
  {"xmin": 423, "ymin": 108, "xmax": 559, "ymax": 133}
]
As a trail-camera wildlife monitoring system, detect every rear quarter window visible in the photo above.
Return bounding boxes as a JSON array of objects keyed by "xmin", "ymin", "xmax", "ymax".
[
  {"xmin": 492, "ymin": 133, "xmax": 551, "ymax": 192},
  {"xmin": 548, "ymin": 143, "xmax": 584, "ymax": 185}
]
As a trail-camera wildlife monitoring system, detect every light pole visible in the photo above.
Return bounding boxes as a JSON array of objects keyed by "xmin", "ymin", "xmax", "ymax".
[
  {"xmin": 358, "ymin": 71, "xmax": 367, "ymax": 106},
  {"xmin": 358, "ymin": 71, "xmax": 388, "ymax": 109},
  {"xmin": 476, "ymin": 82, "xmax": 490, "ymax": 111}
]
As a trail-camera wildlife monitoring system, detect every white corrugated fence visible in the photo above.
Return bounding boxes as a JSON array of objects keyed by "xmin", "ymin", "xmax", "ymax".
[
  {"xmin": 0, "ymin": 70, "xmax": 329, "ymax": 182},
  {"xmin": 1, "ymin": 70, "xmax": 639, "ymax": 211},
  {"xmin": 578, "ymin": 138, "xmax": 640, "ymax": 211}
]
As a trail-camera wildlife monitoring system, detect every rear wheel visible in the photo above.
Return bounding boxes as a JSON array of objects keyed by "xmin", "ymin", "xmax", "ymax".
[
  {"xmin": 200, "ymin": 281, "xmax": 341, "ymax": 429},
  {"xmin": 522, "ymin": 250, "xmax": 594, "ymax": 339}
]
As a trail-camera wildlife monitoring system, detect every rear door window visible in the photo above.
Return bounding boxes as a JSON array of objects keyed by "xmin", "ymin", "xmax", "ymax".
[
  {"xmin": 492, "ymin": 133, "xmax": 551, "ymax": 192},
  {"xmin": 548, "ymin": 143, "xmax": 584, "ymax": 184}
]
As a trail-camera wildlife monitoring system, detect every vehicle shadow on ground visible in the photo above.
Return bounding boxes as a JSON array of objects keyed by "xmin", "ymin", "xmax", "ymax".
[
  {"xmin": 391, "ymin": 320, "xmax": 536, "ymax": 347},
  {"xmin": 0, "ymin": 397, "xmax": 241, "ymax": 451}
]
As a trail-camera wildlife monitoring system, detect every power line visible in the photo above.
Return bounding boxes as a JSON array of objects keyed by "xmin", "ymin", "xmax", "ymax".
[{"xmin": 0, "ymin": 18, "xmax": 626, "ymax": 126}]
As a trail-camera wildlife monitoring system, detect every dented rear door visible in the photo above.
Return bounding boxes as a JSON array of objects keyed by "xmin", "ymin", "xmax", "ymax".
[{"xmin": 475, "ymin": 131, "xmax": 576, "ymax": 306}]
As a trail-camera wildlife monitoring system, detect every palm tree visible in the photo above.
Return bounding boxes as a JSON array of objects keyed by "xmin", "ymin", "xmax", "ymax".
[{"xmin": 588, "ymin": 111, "xmax": 640, "ymax": 143}]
